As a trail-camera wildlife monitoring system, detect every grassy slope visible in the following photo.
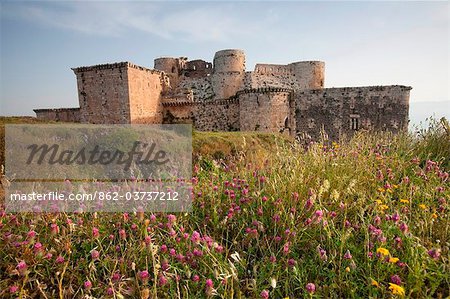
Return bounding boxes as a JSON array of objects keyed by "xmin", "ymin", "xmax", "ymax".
[
  {"xmin": 0, "ymin": 116, "xmax": 449, "ymax": 298},
  {"xmin": 0, "ymin": 117, "xmax": 293, "ymax": 166}
]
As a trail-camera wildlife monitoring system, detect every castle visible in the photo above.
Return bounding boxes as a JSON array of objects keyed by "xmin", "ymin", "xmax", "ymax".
[{"xmin": 34, "ymin": 49, "xmax": 411, "ymax": 140}]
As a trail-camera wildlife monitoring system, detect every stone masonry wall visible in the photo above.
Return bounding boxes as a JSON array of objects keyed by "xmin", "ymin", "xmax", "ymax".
[
  {"xmin": 162, "ymin": 98, "xmax": 240, "ymax": 131},
  {"xmin": 177, "ymin": 77, "xmax": 215, "ymax": 101},
  {"xmin": 295, "ymin": 85, "xmax": 411, "ymax": 140},
  {"xmin": 212, "ymin": 49, "xmax": 246, "ymax": 99},
  {"xmin": 182, "ymin": 60, "xmax": 213, "ymax": 78},
  {"xmin": 244, "ymin": 61, "xmax": 324, "ymax": 90},
  {"xmin": 238, "ymin": 89, "xmax": 294, "ymax": 135},
  {"xmin": 35, "ymin": 50, "xmax": 411, "ymax": 139},
  {"xmin": 127, "ymin": 65, "xmax": 166, "ymax": 124},
  {"xmin": 34, "ymin": 108, "xmax": 81, "ymax": 122},
  {"xmin": 72, "ymin": 62, "xmax": 131, "ymax": 124}
]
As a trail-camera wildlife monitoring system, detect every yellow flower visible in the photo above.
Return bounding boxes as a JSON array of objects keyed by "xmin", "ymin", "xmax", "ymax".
[
  {"xmin": 331, "ymin": 189, "xmax": 340, "ymax": 201},
  {"xmin": 378, "ymin": 188, "xmax": 385, "ymax": 193},
  {"xmin": 389, "ymin": 257, "xmax": 399, "ymax": 263},
  {"xmin": 370, "ymin": 279, "xmax": 379, "ymax": 287},
  {"xmin": 375, "ymin": 199, "xmax": 382, "ymax": 205},
  {"xmin": 345, "ymin": 267, "xmax": 350, "ymax": 272},
  {"xmin": 431, "ymin": 213, "xmax": 438, "ymax": 219},
  {"xmin": 379, "ymin": 205, "xmax": 389, "ymax": 211},
  {"xmin": 400, "ymin": 199, "xmax": 409, "ymax": 204},
  {"xmin": 387, "ymin": 189, "xmax": 393, "ymax": 194},
  {"xmin": 389, "ymin": 283, "xmax": 405, "ymax": 296},
  {"xmin": 377, "ymin": 247, "xmax": 390, "ymax": 256},
  {"xmin": 419, "ymin": 204, "xmax": 427, "ymax": 210}
]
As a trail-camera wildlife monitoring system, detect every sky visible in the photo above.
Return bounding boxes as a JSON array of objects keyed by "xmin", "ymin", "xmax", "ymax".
[{"xmin": 0, "ymin": 1, "xmax": 449, "ymax": 126}]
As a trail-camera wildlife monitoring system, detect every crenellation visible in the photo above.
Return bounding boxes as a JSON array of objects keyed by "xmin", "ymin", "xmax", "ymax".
[{"xmin": 35, "ymin": 49, "xmax": 411, "ymax": 140}]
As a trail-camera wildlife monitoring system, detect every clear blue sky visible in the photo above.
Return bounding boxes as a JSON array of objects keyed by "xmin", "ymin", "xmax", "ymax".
[{"xmin": 0, "ymin": 1, "xmax": 448, "ymax": 125}]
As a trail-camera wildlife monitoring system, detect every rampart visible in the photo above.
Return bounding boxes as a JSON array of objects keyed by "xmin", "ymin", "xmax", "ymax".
[
  {"xmin": 33, "ymin": 49, "xmax": 411, "ymax": 140},
  {"xmin": 34, "ymin": 108, "xmax": 80, "ymax": 122}
]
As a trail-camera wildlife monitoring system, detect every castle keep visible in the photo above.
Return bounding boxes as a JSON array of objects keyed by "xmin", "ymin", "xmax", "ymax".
[{"xmin": 34, "ymin": 49, "xmax": 411, "ymax": 140}]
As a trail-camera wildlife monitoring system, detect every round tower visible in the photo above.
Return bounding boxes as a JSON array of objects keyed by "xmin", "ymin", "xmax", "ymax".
[
  {"xmin": 212, "ymin": 49, "xmax": 246, "ymax": 99},
  {"xmin": 154, "ymin": 57, "xmax": 179, "ymax": 74},
  {"xmin": 289, "ymin": 61, "xmax": 325, "ymax": 89},
  {"xmin": 154, "ymin": 57, "xmax": 183, "ymax": 88}
]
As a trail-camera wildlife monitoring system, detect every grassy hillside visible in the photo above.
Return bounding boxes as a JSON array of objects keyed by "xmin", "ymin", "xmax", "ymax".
[{"xmin": 0, "ymin": 117, "xmax": 449, "ymax": 298}]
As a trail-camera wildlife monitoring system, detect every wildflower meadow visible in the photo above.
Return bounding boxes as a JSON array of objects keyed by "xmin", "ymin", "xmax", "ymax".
[{"xmin": 0, "ymin": 117, "xmax": 449, "ymax": 298}]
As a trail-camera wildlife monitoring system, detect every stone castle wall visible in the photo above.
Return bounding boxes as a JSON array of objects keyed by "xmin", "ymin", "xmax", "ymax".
[
  {"xmin": 162, "ymin": 98, "xmax": 240, "ymax": 131},
  {"xmin": 177, "ymin": 77, "xmax": 215, "ymax": 101},
  {"xmin": 244, "ymin": 61, "xmax": 324, "ymax": 91},
  {"xmin": 238, "ymin": 88, "xmax": 295, "ymax": 135},
  {"xmin": 127, "ymin": 65, "xmax": 166, "ymax": 124},
  {"xmin": 295, "ymin": 85, "xmax": 411, "ymax": 140},
  {"xmin": 34, "ymin": 108, "xmax": 80, "ymax": 122},
  {"xmin": 72, "ymin": 62, "xmax": 131, "ymax": 124},
  {"xmin": 34, "ymin": 49, "xmax": 411, "ymax": 140}
]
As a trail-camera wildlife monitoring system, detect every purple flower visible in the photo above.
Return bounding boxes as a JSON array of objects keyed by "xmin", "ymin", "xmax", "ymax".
[
  {"xmin": 159, "ymin": 275, "xmax": 168, "ymax": 286},
  {"xmin": 16, "ymin": 261, "xmax": 27, "ymax": 275},
  {"xmin": 399, "ymin": 222, "xmax": 408, "ymax": 234},
  {"xmin": 50, "ymin": 223, "xmax": 60, "ymax": 234},
  {"xmin": 139, "ymin": 270, "xmax": 149, "ymax": 281},
  {"xmin": 193, "ymin": 248, "xmax": 203, "ymax": 257},
  {"xmin": 305, "ymin": 198, "xmax": 314, "ymax": 210},
  {"xmin": 91, "ymin": 250, "xmax": 100, "ymax": 260},
  {"xmin": 288, "ymin": 258, "xmax": 296, "ymax": 267},
  {"xmin": 167, "ymin": 214, "xmax": 177, "ymax": 224},
  {"xmin": 191, "ymin": 231, "xmax": 201, "ymax": 243},
  {"xmin": 84, "ymin": 280, "xmax": 92, "ymax": 290},
  {"xmin": 428, "ymin": 248, "xmax": 441, "ymax": 260},
  {"xmin": 56, "ymin": 256, "xmax": 65, "ymax": 264},
  {"xmin": 205, "ymin": 278, "xmax": 213, "ymax": 288},
  {"xmin": 27, "ymin": 230, "xmax": 37, "ymax": 239},
  {"xmin": 10, "ymin": 285, "xmax": 19, "ymax": 293},
  {"xmin": 306, "ymin": 283, "xmax": 316, "ymax": 294},
  {"xmin": 205, "ymin": 278, "xmax": 214, "ymax": 295},
  {"xmin": 106, "ymin": 287, "xmax": 114, "ymax": 295},
  {"xmin": 392, "ymin": 212, "xmax": 400, "ymax": 223},
  {"xmin": 344, "ymin": 250, "xmax": 352, "ymax": 260},
  {"xmin": 390, "ymin": 275, "xmax": 402, "ymax": 285},
  {"xmin": 260, "ymin": 289, "xmax": 269, "ymax": 299},
  {"xmin": 112, "ymin": 272, "xmax": 121, "ymax": 282},
  {"xmin": 318, "ymin": 248, "xmax": 327, "ymax": 261},
  {"xmin": 34, "ymin": 242, "xmax": 43, "ymax": 252}
]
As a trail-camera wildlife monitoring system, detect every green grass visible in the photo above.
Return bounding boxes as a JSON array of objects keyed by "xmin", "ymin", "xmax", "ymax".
[{"xmin": 0, "ymin": 117, "xmax": 449, "ymax": 298}]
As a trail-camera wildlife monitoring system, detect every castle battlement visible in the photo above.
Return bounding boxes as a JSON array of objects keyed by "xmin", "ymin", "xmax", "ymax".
[{"xmin": 35, "ymin": 49, "xmax": 411, "ymax": 140}]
